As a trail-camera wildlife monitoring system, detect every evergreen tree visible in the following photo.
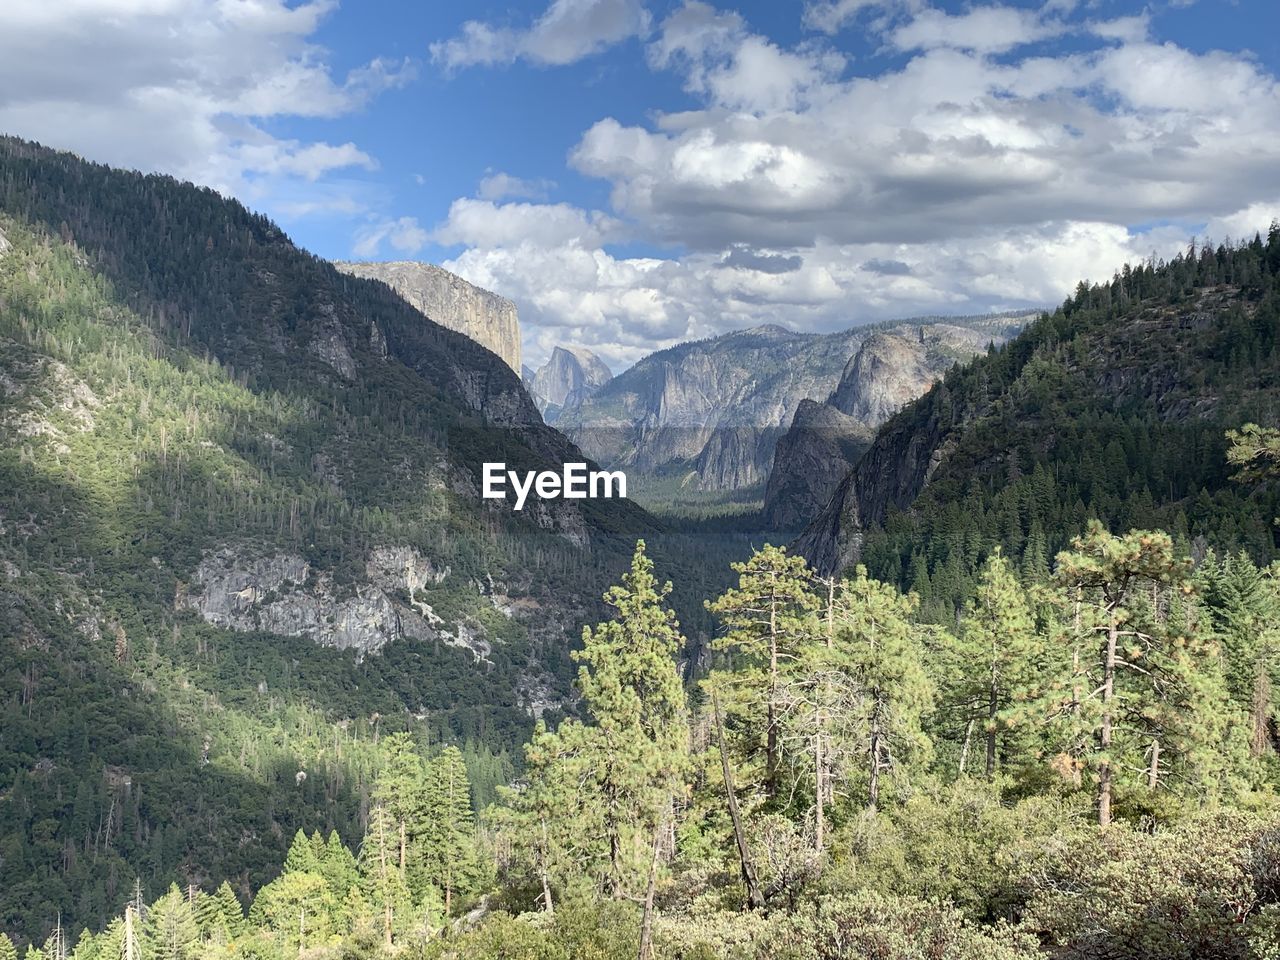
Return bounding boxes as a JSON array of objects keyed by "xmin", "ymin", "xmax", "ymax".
[
  {"xmin": 0, "ymin": 935, "xmax": 15, "ymax": 960},
  {"xmin": 1204, "ymin": 552, "xmax": 1280, "ymax": 757},
  {"xmin": 282, "ymin": 829, "xmax": 322, "ymax": 875},
  {"xmin": 707, "ymin": 544, "xmax": 819, "ymax": 800},
  {"xmin": 573, "ymin": 541, "xmax": 690, "ymax": 899},
  {"xmin": 1048, "ymin": 522, "xmax": 1203, "ymax": 826},
  {"xmin": 374, "ymin": 733, "xmax": 426, "ymax": 877},
  {"xmin": 954, "ymin": 551, "xmax": 1040, "ymax": 777},
  {"xmin": 142, "ymin": 886, "xmax": 199, "ymax": 960},
  {"xmin": 832, "ymin": 567, "xmax": 936, "ymax": 813},
  {"xmin": 357, "ymin": 802, "xmax": 414, "ymax": 947},
  {"xmin": 319, "ymin": 832, "xmax": 360, "ymax": 904},
  {"xmin": 421, "ymin": 746, "xmax": 479, "ymax": 916},
  {"xmin": 250, "ymin": 870, "xmax": 337, "ymax": 952}
]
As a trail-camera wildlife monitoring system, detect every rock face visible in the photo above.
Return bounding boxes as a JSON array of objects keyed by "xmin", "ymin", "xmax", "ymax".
[
  {"xmin": 561, "ymin": 316, "xmax": 1028, "ymax": 494},
  {"xmin": 829, "ymin": 332, "xmax": 934, "ymax": 428},
  {"xmin": 762, "ymin": 400, "xmax": 873, "ymax": 530},
  {"xmin": 333, "ymin": 260, "xmax": 522, "ymax": 374},
  {"xmin": 177, "ymin": 545, "xmax": 454, "ymax": 659},
  {"xmin": 763, "ymin": 331, "xmax": 942, "ymax": 528},
  {"xmin": 171, "ymin": 543, "xmax": 554, "ymax": 664},
  {"xmin": 526, "ymin": 346, "xmax": 613, "ymax": 424}
]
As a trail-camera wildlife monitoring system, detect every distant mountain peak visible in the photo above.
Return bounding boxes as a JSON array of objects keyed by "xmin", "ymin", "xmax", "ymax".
[{"xmin": 528, "ymin": 344, "xmax": 613, "ymax": 424}]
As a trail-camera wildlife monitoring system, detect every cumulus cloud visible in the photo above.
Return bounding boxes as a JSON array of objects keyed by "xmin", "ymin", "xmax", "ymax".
[
  {"xmin": 431, "ymin": 0, "xmax": 651, "ymax": 71},
  {"xmin": 431, "ymin": 198, "xmax": 622, "ymax": 249},
  {"xmin": 433, "ymin": 3, "xmax": 1280, "ymax": 369},
  {"xmin": 648, "ymin": 2, "xmax": 845, "ymax": 112},
  {"xmin": 0, "ymin": 0, "xmax": 409, "ymax": 209},
  {"xmin": 888, "ymin": 6, "xmax": 1067, "ymax": 54}
]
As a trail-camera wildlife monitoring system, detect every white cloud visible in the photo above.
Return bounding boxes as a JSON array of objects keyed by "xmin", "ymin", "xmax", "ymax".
[
  {"xmin": 889, "ymin": 6, "xmax": 1066, "ymax": 54},
  {"xmin": 477, "ymin": 172, "xmax": 556, "ymax": 202},
  {"xmin": 352, "ymin": 216, "xmax": 430, "ymax": 258},
  {"xmin": 649, "ymin": 2, "xmax": 845, "ymax": 112},
  {"xmin": 455, "ymin": 4, "xmax": 1280, "ymax": 368},
  {"xmin": 0, "ymin": 0, "xmax": 409, "ymax": 209},
  {"xmin": 802, "ymin": 0, "xmax": 922, "ymax": 35},
  {"xmin": 1088, "ymin": 13, "xmax": 1150, "ymax": 44},
  {"xmin": 444, "ymin": 216, "xmax": 1195, "ymax": 371},
  {"xmin": 430, "ymin": 0, "xmax": 651, "ymax": 71},
  {"xmin": 431, "ymin": 198, "xmax": 623, "ymax": 249}
]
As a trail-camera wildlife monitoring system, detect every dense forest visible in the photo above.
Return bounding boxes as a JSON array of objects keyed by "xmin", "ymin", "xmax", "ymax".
[
  {"xmin": 838, "ymin": 232, "xmax": 1280, "ymax": 620},
  {"xmin": 7, "ymin": 528, "xmax": 1280, "ymax": 958}
]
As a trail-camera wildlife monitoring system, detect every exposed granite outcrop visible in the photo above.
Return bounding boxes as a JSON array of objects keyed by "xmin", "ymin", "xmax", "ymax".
[
  {"xmin": 560, "ymin": 316, "xmax": 1027, "ymax": 492},
  {"xmin": 762, "ymin": 400, "xmax": 873, "ymax": 531},
  {"xmin": 526, "ymin": 346, "xmax": 613, "ymax": 423},
  {"xmin": 334, "ymin": 260, "xmax": 521, "ymax": 374},
  {"xmin": 177, "ymin": 545, "xmax": 454, "ymax": 659},
  {"xmin": 763, "ymin": 332, "xmax": 936, "ymax": 528}
]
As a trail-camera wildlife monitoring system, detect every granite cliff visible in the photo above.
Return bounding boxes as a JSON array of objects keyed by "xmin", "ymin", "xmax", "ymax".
[
  {"xmin": 334, "ymin": 260, "xmax": 522, "ymax": 374},
  {"xmin": 525, "ymin": 345, "xmax": 613, "ymax": 423},
  {"xmin": 763, "ymin": 329, "xmax": 970, "ymax": 529},
  {"xmin": 559, "ymin": 316, "xmax": 1027, "ymax": 494}
]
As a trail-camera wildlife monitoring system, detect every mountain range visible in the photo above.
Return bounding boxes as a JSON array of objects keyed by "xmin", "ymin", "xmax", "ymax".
[{"xmin": 555, "ymin": 315, "xmax": 1029, "ymax": 496}]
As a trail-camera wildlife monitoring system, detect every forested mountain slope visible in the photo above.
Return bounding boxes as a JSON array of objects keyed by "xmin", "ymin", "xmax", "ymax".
[
  {"xmin": 0, "ymin": 137, "xmax": 684, "ymax": 938},
  {"xmin": 797, "ymin": 234, "xmax": 1280, "ymax": 619}
]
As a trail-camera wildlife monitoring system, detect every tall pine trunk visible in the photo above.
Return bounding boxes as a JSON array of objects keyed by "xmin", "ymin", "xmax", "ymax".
[
  {"xmin": 1098, "ymin": 617, "xmax": 1118, "ymax": 828},
  {"xmin": 713, "ymin": 692, "xmax": 765, "ymax": 910}
]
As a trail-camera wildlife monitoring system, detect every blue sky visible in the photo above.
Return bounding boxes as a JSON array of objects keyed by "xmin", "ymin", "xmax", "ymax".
[{"xmin": 3, "ymin": 0, "xmax": 1280, "ymax": 370}]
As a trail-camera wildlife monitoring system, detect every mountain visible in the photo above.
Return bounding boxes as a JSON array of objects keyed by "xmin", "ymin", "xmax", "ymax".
[
  {"xmin": 763, "ymin": 330, "xmax": 982, "ymax": 529},
  {"xmin": 525, "ymin": 345, "xmax": 613, "ymax": 424},
  {"xmin": 333, "ymin": 260, "xmax": 522, "ymax": 374},
  {"xmin": 796, "ymin": 237, "xmax": 1280, "ymax": 617},
  {"xmin": 0, "ymin": 136, "xmax": 684, "ymax": 936},
  {"xmin": 558, "ymin": 317, "xmax": 1027, "ymax": 495}
]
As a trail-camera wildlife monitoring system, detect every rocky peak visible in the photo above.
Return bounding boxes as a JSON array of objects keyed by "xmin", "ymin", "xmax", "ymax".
[
  {"xmin": 829, "ymin": 332, "xmax": 934, "ymax": 427},
  {"xmin": 333, "ymin": 260, "xmax": 522, "ymax": 374},
  {"xmin": 529, "ymin": 345, "xmax": 613, "ymax": 423}
]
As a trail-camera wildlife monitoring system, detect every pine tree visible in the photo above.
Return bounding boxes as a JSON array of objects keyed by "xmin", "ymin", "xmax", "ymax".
[
  {"xmin": 832, "ymin": 567, "xmax": 935, "ymax": 813},
  {"xmin": 0, "ymin": 935, "xmax": 15, "ymax": 960},
  {"xmin": 1205, "ymin": 552, "xmax": 1280, "ymax": 757},
  {"xmin": 68, "ymin": 931, "xmax": 95, "ymax": 960},
  {"xmin": 282, "ymin": 829, "xmax": 322, "ymax": 875},
  {"xmin": 143, "ymin": 886, "xmax": 200, "ymax": 960},
  {"xmin": 420, "ymin": 746, "xmax": 480, "ymax": 916},
  {"xmin": 707, "ymin": 544, "xmax": 819, "ymax": 800},
  {"xmin": 1049, "ymin": 522, "xmax": 1197, "ymax": 826},
  {"xmin": 357, "ymin": 802, "xmax": 414, "ymax": 946},
  {"xmin": 206, "ymin": 882, "xmax": 244, "ymax": 942},
  {"xmin": 955, "ymin": 550, "xmax": 1041, "ymax": 777},
  {"xmin": 573, "ymin": 541, "xmax": 690, "ymax": 899},
  {"xmin": 250, "ymin": 871, "xmax": 338, "ymax": 951},
  {"xmin": 319, "ymin": 832, "xmax": 360, "ymax": 904},
  {"xmin": 374, "ymin": 732, "xmax": 426, "ymax": 877}
]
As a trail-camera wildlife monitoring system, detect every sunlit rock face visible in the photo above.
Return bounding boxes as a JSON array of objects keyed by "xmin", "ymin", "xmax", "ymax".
[{"xmin": 334, "ymin": 260, "xmax": 522, "ymax": 375}]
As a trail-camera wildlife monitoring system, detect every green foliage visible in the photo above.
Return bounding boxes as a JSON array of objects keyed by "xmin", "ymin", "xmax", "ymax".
[
  {"xmin": 143, "ymin": 885, "xmax": 200, "ymax": 960},
  {"xmin": 1017, "ymin": 814, "xmax": 1280, "ymax": 959}
]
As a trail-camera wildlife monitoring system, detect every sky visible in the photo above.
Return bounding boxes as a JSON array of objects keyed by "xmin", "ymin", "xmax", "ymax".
[{"xmin": 2, "ymin": 1, "xmax": 1279, "ymax": 372}]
